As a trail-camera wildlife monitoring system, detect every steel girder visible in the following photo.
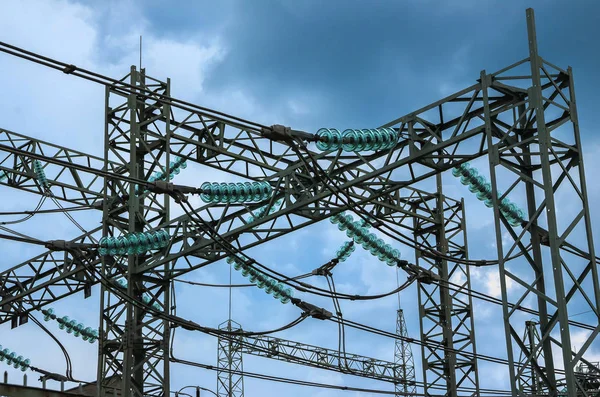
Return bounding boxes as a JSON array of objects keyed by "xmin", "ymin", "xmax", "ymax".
[
  {"xmin": 413, "ymin": 189, "xmax": 479, "ymax": 397},
  {"xmin": 0, "ymin": 128, "xmax": 120, "ymax": 206},
  {"xmin": 480, "ymin": 9, "xmax": 599, "ymax": 397},
  {"xmin": 237, "ymin": 332, "xmax": 414, "ymax": 386},
  {"xmin": 97, "ymin": 68, "xmax": 172, "ymax": 397}
]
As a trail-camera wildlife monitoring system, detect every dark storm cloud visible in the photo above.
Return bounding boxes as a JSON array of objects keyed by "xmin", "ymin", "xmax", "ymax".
[{"xmin": 88, "ymin": 0, "xmax": 599, "ymax": 133}]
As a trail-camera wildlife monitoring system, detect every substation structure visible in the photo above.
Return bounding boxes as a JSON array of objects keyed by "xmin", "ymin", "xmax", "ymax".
[{"xmin": 0, "ymin": 7, "xmax": 598, "ymax": 397}]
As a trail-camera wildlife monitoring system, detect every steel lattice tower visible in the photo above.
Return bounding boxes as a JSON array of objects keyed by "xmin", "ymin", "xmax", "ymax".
[
  {"xmin": 98, "ymin": 67, "xmax": 172, "ymax": 396},
  {"xmin": 394, "ymin": 309, "xmax": 416, "ymax": 396},
  {"xmin": 217, "ymin": 320, "xmax": 244, "ymax": 397}
]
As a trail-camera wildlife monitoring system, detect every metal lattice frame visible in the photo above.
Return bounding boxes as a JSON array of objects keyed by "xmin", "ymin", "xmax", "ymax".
[
  {"xmin": 217, "ymin": 320, "xmax": 244, "ymax": 397},
  {"xmin": 97, "ymin": 67, "xmax": 172, "ymax": 397},
  {"xmin": 482, "ymin": 9, "xmax": 599, "ymax": 397},
  {"xmin": 413, "ymin": 188, "xmax": 479, "ymax": 397},
  {"xmin": 394, "ymin": 309, "xmax": 417, "ymax": 396}
]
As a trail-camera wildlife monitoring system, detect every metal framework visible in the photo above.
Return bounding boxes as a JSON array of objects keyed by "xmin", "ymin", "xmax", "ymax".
[
  {"xmin": 0, "ymin": 8, "xmax": 596, "ymax": 397},
  {"xmin": 395, "ymin": 309, "xmax": 417, "ymax": 396},
  {"xmin": 217, "ymin": 320, "xmax": 244, "ymax": 397},
  {"xmin": 413, "ymin": 189, "xmax": 479, "ymax": 397},
  {"xmin": 97, "ymin": 67, "xmax": 172, "ymax": 396}
]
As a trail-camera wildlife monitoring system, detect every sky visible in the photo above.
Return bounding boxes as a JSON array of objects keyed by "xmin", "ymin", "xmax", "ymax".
[{"xmin": 0, "ymin": 0, "xmax": 600, "ymax": 396}]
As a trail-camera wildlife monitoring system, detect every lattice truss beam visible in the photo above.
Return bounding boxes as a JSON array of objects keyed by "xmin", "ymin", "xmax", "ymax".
[{"xmin": 0, "ymin": 9, "xmax": 597, "ymax": 396}]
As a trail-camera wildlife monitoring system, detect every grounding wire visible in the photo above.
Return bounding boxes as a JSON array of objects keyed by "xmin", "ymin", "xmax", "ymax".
[{"xmin": 0, "ymin": 41, "xmax": 268, "ymax": 131}]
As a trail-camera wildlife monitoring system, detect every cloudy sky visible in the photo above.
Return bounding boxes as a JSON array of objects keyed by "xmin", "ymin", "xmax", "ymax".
[{"xmin": 1, "ymin": 0, "xmax": 599, "ymax": 396}]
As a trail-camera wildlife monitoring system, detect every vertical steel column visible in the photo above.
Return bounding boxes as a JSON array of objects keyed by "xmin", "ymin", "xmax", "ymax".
[
  {"xmin": 394, "ymin": 309, "xmax": 416, "ymax": 396},
  {"xmin": 414, "ymin": 187, "xmax": 479, "ymax": 397},
  {"xmin": 526, "ymin": 9, "xmax": 575, "ymax": 394},
  {"xmin": 217, "ymin": 320, "xmax": 245, "ymax": 397},
  {"xmin": 98, "ymin": 67, "xmax": 172, "ymax": 396}
]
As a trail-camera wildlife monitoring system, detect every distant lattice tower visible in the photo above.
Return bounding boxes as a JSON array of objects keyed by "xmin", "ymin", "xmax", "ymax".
[
  {"xmin": 217, "ymin": 320, "xmax": 245, "ymax": 397},
  {"xmin": 394, "ymin": 309, "xmax": 416, "ymax": 395}
]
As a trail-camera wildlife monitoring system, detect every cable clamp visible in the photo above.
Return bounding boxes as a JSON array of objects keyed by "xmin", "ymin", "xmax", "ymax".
[
  {"xmin": 291, "ymin": 299, "xmax": 333, "ymax": 320},
  {"xmin": 45, "ymin": 240, "xmax": 93, "ymax": 252},
  {"xmin": 261, "ymin": 124, "xmax": 316, "ymax": 143},
  {"xmin": 62, "ymin": 64, "xmax": 77, "ymax": 74}
]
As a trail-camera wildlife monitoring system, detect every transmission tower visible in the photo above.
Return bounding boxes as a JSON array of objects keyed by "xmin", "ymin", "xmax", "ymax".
[
  {"xmin": 217, "ymin": 320, "xmax": 244, "ymax": 397},
  {"xmin": 394, "ymin": 309, "xmax": 416, "ymax": 396}
]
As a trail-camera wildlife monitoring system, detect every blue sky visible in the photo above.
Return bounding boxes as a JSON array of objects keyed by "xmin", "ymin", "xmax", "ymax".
[{"xmin": 1, "ymin": 0, "xmax": 600, "ymax": 396}]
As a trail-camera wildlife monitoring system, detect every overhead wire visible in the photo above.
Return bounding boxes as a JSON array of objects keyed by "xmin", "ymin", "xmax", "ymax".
[{"xmin": 0, "ymin": 195, "xmax": 47, "ymax": 225}]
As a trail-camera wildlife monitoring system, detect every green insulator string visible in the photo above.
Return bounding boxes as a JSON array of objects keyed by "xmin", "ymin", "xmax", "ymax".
[
  {"xmin": 315, "ymin": 128, "xmax": 400, "ymax": 152},
  {"xmin": 330, "ymin": 213, "xmax": 401, "ymax": 266},
  {"xmin": 0, "ymin": 170, "xmax": 7, "ymax": 182},
  {"xmin": 200, "ymin": 181, "xmax": 273, "ymax": 204},
  {"xmin": 98, "ymin": 229, "xmax": 170, "ymax": 256},
  {"xmin": 136, "ymin": 156, "xmax": 188, "ymax": 195},
  {"xmin": 32, "ymin": 159, "xmax": 48, "ymax": 188},
  {"xmin": 226, "ymin": 255, "xmax": 293, "ymax": 304},
  {"xmin": 247, "ymin": 199, "xmax": 283, "ymax": 223},
  {"xmin": 114, "ymin": 278, "xmax": 162, "ymax": 311},
  {"xmin": 334, "ymin": 218, "xmax": 371, "ymax": 262},
  {"xmin": 451, "ymin": 162, "xmax": 526, "ymax": 227},
  {"xmin": 41, "ymin": 308, "xmax": 99, "ymax": 343},
  {"xmin": 0, "ymin": 345, "xmax": 30, "ymax": 372}
]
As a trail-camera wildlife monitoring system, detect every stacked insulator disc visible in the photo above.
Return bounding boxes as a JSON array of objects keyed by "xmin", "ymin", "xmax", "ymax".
[
  {"xmin": 336, "ymin": 241, "xmax": 355, "ymax": 262},
  {"xmin": 452, "ymin": 163, "xmax": 526, "ymax": 227},
  {"xmin": 247, "ymin": 199, "xmax": 283, "ymax": 223},
  {"xmin": 330, "ymin": 213, "xmax": 401, "ymax": 266},
  {"xmin": 32, "ymin": 159, "xmax": 48, "ymax": 188},
  {"xmin": 226, "ymin": 255, "xmax": 293, "ymax": 304},
  {"xmin": 42, "ymin": 308, "xmax": 98, "ymax": 343},
  {"xmin": 200, "ymin": 181, "xmax": 273, "ymax": 203},
  {"xmin": 98, "ymin": 229, "xmax": 170, "ymax": 256},
  {"xmin": 0, "ymin": 170, "xmax": 7, "ymax": 182},
  {"xmin": 334, "ymin": 217, "xmax": 371, "ymax": 262},
  {"xmin": 137, "ymin": 156, "xmax": 188, "ymax": 194},
  {"xmin": 0, "ymin": 346, "xmax": 30, "ymax": 371},
  {"xmin": 315, "ymin": 128, "xmax": 399, "ymax": 152},
  {"xmin": 114, "ymin": 278, "xmax": 162, "ymax": 311}
]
